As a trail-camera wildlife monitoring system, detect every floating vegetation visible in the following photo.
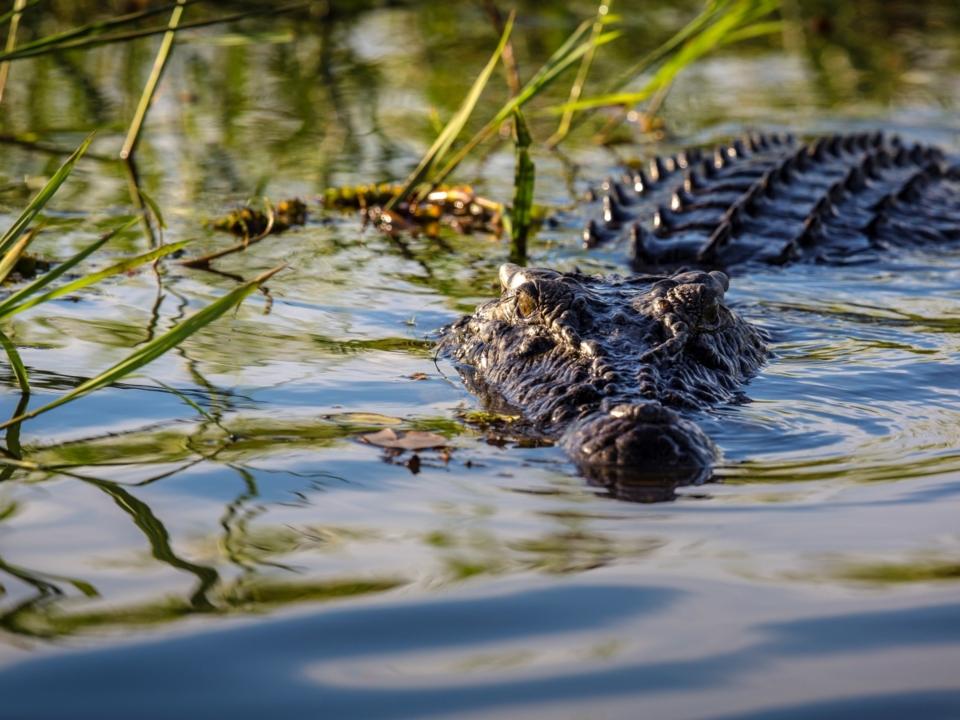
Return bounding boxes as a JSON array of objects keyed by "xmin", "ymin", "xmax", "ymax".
[
  {"xmin": 211, "ymin": 198, "xmax": 308, "ymax": 238},
  {"xmin": 322, "ymin": 182, "xmax": 408, "ymax": 210},
  {"xmin": 367, "ymin": 187, "xmax": 504, "ymax": 235},
  {"xmin": 324, "ymin": 183, "xmax": 503, "ymax": 235},
  {"xmin": 179, "ymin": 198, "xmax": 308, "ymax": 269}
]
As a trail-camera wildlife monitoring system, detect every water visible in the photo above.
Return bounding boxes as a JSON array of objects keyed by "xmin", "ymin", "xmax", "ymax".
[{"xmin": 0, "ymin": 2, "xmax": 959, "ymax": 718}]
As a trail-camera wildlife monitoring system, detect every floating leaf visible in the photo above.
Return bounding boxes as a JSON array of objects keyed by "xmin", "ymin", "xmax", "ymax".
[{"xmin": 360, "ymin": 428, "xmax": 449, "ymax": 450}]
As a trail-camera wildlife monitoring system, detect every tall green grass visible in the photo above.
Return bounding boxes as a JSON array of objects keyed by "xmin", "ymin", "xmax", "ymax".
[
  {"xmin": 553, "ymin": 0, "xmax": 782, "ymax": 115},
  {"xmin": 0, "ymin": 137, "xmax": 281, "ymax": 441},
  {"xmin": 387, "ymin": 0, "xmax": 780, "ymax": 242}
]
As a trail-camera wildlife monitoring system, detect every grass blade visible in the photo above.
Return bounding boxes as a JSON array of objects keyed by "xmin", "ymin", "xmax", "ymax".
[
  {"xmin": 385, "ymin": 11, "xmax": 515, "ymax": 210},
  {"xmin": 719, "ymin": 20, "xmax": 783, "ymax": 45},
  {"xmin": 430, "ymin": 27, "xmax": 621, "ymax": 187},
  {"xmin": 0, "ymin": 219, "xmax": 136, "ymax": 318},
  {"xmin": 0, "ymin": 0, "xmax": 27, "ymax": 104},
  {"xmin": 508, "ymin": 109, "xmax": 535, "ymax": 263},
  {"xmin": 139, "ymin": 189, "xmax": 167, "ymax": 229},
  {"xmin": 0, "ymin": 327, "xmax": 29, "ymax": 394},
  {"xmin": 0, "ymin": 237, "xmax": 190, "ymax": 319},
  {"xmin": 0, "ymin": 265, "xmax": 284, "ymax": 430},
  {"xmin": 0, "ymin": 133, "xmax": 93, "ymax": 258},
  {"xmin": 120, "ymin": 0, "xmax": 187, "ymax": 160},
  {"xmin": 0, "ymin": 226, "xmax": 38, "ymax": 285},
  {"xmin": 0, "ymin": 0, "xmax": 38, "ymax": 27},
  {"xmin": 552, "ymin": 0, "xmax": 780, "ymax": 113},
  {"xmin": 604, "ymin": 0, "xmax": 730, "ymax": 97},
  {"xmin": 546, "ymin": 0, "xmax": 612, "ymax": 148}
]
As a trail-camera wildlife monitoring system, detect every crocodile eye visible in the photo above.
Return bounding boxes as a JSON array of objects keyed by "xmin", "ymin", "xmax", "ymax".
[{"xmin": 516, "ymin": 287, "xmax": 538, "ymax": 318}]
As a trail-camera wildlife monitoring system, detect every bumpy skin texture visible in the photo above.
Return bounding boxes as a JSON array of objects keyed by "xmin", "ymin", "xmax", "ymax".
[
  {"xmin": 441, "ymin": 264, "xmax": 766, "ymax": 500},
  {"xmin": 580, "ymin": 131, "xmax": 960, "ymax": 270}
]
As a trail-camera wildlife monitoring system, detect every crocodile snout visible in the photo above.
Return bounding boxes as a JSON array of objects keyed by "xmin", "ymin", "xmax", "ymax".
[{"xmin": 561, "ymin": 402, "xmax": 718, "ymax": 500}]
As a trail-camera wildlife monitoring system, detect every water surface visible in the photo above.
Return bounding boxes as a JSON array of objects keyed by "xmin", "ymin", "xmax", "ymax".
[{"xmin": 0, "ymin": 2, "xmax": 959, "ymax": 718}]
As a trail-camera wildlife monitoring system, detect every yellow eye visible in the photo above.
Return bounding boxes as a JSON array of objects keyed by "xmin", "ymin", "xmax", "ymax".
[{"xmin": 517, "ymin": 290, "xmax": 537, "ymax": 318}]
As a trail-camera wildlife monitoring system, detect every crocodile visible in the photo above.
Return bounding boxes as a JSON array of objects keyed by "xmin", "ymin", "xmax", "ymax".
[
  {"xmin": 579, "ymin": 131, "xmax": 960, "ymax": 271},
  {"xmin": 442, "ymin": 132, "xmax": 960, "ymax": 500},
  {"xmin": 441, "ymin": 263, "xmax": 766, "ymax": 501}
]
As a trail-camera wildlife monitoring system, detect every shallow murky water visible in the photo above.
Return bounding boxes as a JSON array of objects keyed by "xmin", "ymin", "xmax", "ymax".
[{"xmin": 1, "ymin": 3, "xmax": 959, "ymax": 718}]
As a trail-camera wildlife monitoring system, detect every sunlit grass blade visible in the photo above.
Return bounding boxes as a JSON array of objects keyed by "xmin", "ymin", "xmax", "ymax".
[
  {"xmin": 0, "ymin": 0, "xmax": 27, "ymax": 103},
  {"xmin": 385, "ymin": 11, "xmax": 515, "ymax": 210},
  {"xmin": 719, "ymin": 20, "xmax": 783, "ymax": 45},
  {"xmin": 552, "ymin": 0, "xmax": 780, "ymax": 113},
  {"xmin": 0, "ymin": 226, "xmax": 38, "ymax": 284},
  {"xmin": 0, "ymin": 218, "xmax": 133, "ymax": 318},
  {"xmin": 429, "ymin": 25, "xmax": 621, "ymax": 187},
  {"xmin": 605, "ymin": 0, "xmax": 730, "ymax": 96},
  {"xmin": 0, "ymin": 236, "xmax": 190, "ymax": 319},
  {"xmin": 0, "ymin": 266, "xmax": 284, "ymax": 430},
  {"xmin": 392, "ymin": 14, "xmax": 619, "ymax": 198},
  {"xmin": 0, "ymin": 133, "xmax": 93, "ymax": 258},
  {"xmin": 0, "ymin": 327, "xmax": 29, "ymax": 393},
  {"xmin": 508, "ymin": 109, "xmax": 535, "ymax": 263},
  {"xmin": 120, "ymin": 0, "xmax": 187, "ymax": 160},
  {"xmin": 547, "ymin": 0, "xmax": 612, "ymax": 148}
]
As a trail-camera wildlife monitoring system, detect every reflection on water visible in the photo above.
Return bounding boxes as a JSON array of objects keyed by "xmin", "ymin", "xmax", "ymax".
[{"xmin": 1, "ymin": 1, "xmax": 960, "ymax": 717}]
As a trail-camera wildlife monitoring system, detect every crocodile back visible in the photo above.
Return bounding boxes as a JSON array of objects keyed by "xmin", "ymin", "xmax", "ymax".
[{"xmin": 581, "ymin": 132, "xmax": 960, "ymax": 270}]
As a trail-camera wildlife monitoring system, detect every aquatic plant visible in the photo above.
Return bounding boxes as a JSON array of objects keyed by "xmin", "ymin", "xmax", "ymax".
[
  {"xmin": 0, "ymin": 136, "xmax": 280, "ymax": 449},
  {"xmin": 385, "ymin": 0, "xmax": 782, "ymax": 240}
]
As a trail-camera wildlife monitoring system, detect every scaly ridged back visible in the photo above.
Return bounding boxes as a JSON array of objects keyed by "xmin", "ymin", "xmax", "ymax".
[{"xmin": 581, "ymin": 132, "xmax": 960, "ymax": 270}]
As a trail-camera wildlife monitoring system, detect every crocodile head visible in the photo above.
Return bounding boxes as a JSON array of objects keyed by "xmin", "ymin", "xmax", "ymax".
[{"xmin": 442, "ymin": 264, "xmax": 766, "ymax": 497}]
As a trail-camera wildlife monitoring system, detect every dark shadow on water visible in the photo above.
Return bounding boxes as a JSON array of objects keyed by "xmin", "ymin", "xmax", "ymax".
[
  {"xmin": 713, "ymin": 691, "xmax": 960, "ymax": 720},
  {"xmin": 1, "ymin": 586, "xmax": 958, "ymax": 720}
]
